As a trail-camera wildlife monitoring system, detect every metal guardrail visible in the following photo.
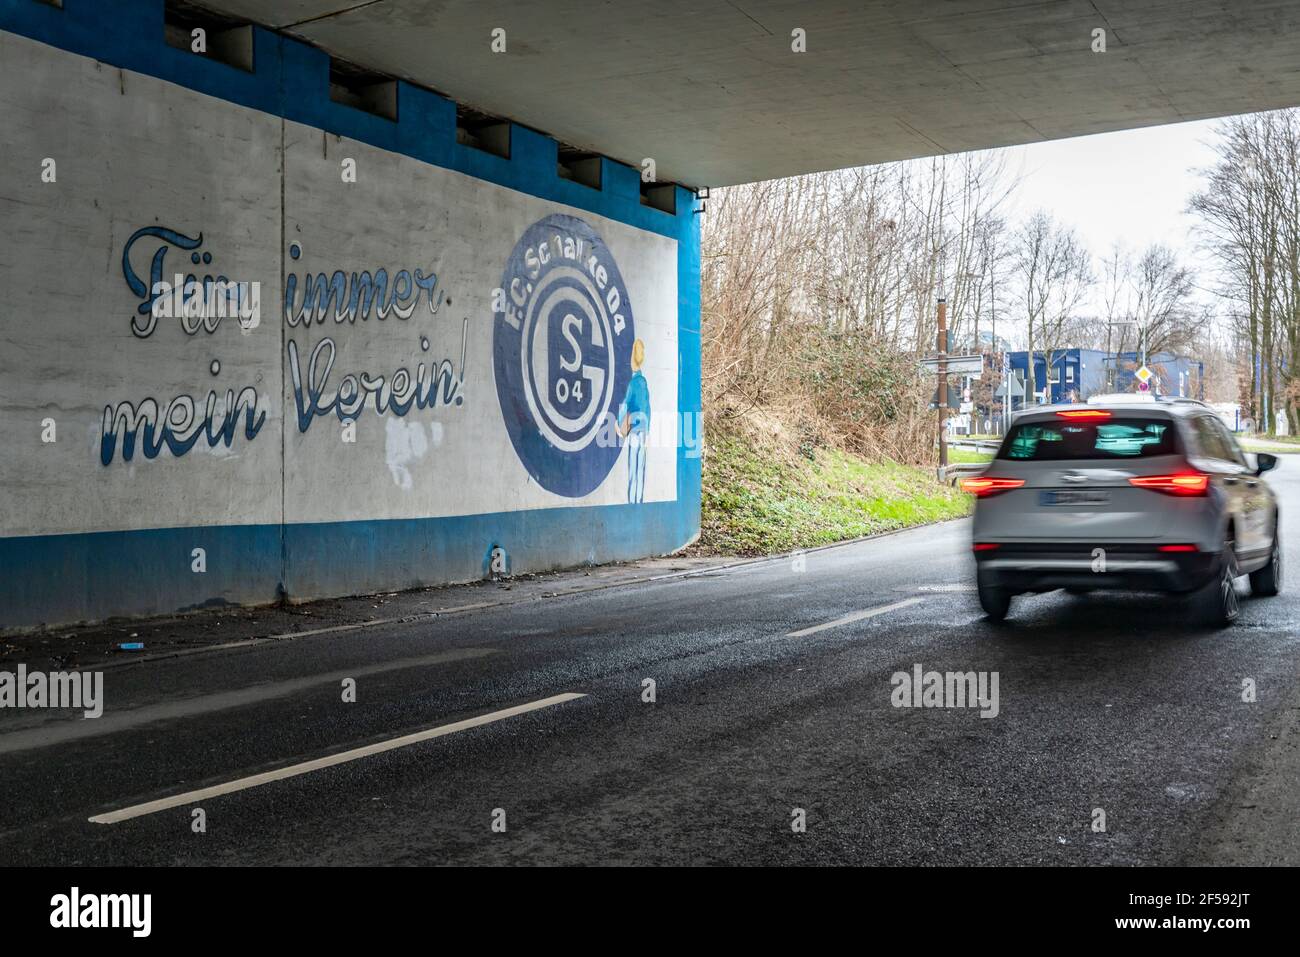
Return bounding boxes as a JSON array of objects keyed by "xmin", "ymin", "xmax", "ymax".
[
  {"xmin": 937, "ymin": 461, "xmax": 988, "ymax": 485},
  {"xmin": 936, "ymin": 438, "xmax": 999, "ymax": 484},
  {"xmin": 945, "ymin": 438, "xmax": 1000, "ymax": 453}
]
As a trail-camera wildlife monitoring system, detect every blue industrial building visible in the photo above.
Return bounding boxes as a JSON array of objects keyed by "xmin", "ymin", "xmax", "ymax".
[{"xmin": 1004, "ymin": 349, "xmax": 1205, "ymax": 409}]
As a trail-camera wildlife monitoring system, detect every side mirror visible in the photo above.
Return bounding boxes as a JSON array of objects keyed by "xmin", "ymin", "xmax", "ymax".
[{"xmin": 1255, "ymin": 452, "xmax": 1279, "ymax": 475}]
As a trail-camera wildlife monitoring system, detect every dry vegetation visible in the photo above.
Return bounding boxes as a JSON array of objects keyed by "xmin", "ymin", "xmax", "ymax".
[
  {"xmin": 694, "ymin": 159, "xmax": 1010, "ymax": 551},
  {"xmin": 701, "ymin": 156, "xmax": 1011, "ymax": 465},
  {"xmin": 693, "ymin": 114, "xmax": 1282, "ymax": 551},
  {"xmin": 1192, "ymin": 110, "xmax": 1300, "ymax": 431}
]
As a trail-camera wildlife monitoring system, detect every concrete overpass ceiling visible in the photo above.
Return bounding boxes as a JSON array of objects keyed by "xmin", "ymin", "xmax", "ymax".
[{"xmin": 198, "ymin": 0, "xmax": 1300, "ymax": 187}]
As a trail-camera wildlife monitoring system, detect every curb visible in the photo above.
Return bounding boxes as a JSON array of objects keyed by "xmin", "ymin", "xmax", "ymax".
[{"xmin": 91, "ymin": 516, "xmax": 969, "ymax": 671}]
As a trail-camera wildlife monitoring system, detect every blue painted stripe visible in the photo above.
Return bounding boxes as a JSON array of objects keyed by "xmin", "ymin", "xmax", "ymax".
[
  {"xmin": 0, "ymin": 523, "xmax": 283, "ymax": 628},
  {"xmin": 0, "ymin": 503, "xmax": 696, "ymax": 630}
]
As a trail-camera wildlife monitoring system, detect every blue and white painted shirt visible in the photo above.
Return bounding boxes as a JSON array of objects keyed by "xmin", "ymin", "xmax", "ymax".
[{"xmin": 620, "ymin": 371, "xmax": 650, "ymax": 436}]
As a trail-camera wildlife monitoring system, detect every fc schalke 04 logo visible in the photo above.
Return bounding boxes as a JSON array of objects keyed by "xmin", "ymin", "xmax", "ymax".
[{"xmin": 494, "ymin": 214, "xmax": 634, "ymax": 497}]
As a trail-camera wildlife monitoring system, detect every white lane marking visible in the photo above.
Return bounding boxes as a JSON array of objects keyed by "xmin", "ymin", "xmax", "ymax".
[
  {"xmin": 785, "ymin": 597, "xmax": 924, "ymax": 637},
  {"xmin": 88, "ymin": 692, "xmax": 586, "ymax": 825}
]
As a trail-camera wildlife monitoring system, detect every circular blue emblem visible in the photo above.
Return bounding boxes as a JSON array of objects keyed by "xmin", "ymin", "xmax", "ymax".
[{"xmin": 494, "ymin": 214, "xmax": 634, "ymax": 498}]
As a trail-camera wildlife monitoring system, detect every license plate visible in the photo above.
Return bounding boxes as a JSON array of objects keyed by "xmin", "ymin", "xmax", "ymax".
[{"xmin": 1039, "ymin": 489, "xmax": 1110, "ymax": 506}]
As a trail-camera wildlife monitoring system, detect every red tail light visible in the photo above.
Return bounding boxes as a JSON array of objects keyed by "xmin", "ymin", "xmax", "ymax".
[
  {"xmin": 1158, "ymin": 544, "xmax": 1199, "ymax": 552},
  {"xmin": 971, "ymin": 543, "xmax": 1000, "ymax": 552},
  {"xmin": 1128, "ymin": 473, "xmax": 1209, "ymax": 496},
  {"xmin": 1057, "ymin": 409, "xmax": 1111, "ymax": 420},
  {"xmin": 959, "ymin": 477, "xmax": 1025, "ymax": 497}
]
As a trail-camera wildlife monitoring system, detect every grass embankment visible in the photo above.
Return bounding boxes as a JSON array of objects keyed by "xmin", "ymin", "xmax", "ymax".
[
  {"xmin": 1241, "ymin": 435, "xmax": 1300, "ymax": 453},
  {"xmin": 946, "ymin": 447, "xmax": 994, "ymax": 464},
  {"xmin": 698, "ymin": 429, "xmax": 971, "ymax": 555}
]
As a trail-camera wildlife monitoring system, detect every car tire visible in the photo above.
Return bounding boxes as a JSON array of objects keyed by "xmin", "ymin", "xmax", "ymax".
[
  {"xmin": 1196, "ymin": 534, "xmax": 1241, "ymax": 627},
  {"xmin": 978, "ymin": 579, "xmax": 1011, "ymax": 621},
  {"xmin": 1249, "ymin": 527, "xmax": 1282, "ymax": 597}
]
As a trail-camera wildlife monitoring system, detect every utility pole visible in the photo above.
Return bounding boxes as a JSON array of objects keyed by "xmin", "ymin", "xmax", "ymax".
[
  {"xmin": 989, "ymin": 263, "xmax": 1000, "ymax": 434},
  {"xmin": 1105, "ymin": 320, "xmax": 1137, "ymax": 392},
  {"xmin": 937, "ymin": 295, "xmax": 948, "ymax": 468},
  {"xmin": 1105, "ymin": 322, "xmax": 1113, "ymax": 391}
]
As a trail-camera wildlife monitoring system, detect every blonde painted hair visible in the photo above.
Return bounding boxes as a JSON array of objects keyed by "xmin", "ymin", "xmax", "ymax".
[{"xmin": 631, "ymin": 338, "xmax": 646, "ymax": 371}]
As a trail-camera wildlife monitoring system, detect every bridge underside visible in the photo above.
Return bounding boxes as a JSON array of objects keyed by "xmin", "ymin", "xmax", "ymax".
[
  {"xmin": 203, "ymin": 0, "xmax": 1300, "ymax": 186},
  {"xmin": 2, "ymin": 0, "xmax": 1295, "ymax": 631}
]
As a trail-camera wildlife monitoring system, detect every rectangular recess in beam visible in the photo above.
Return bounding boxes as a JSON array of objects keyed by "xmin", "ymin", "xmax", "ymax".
[
  {"xmin": 640, "ymin": 182, "xmax": 676, "ymax": 215},
  {"xmin": 163, "ymin": 0, "xmax": 254, "ymax": 73},
  {"xmin": 558, "ymin": 147, "xmax": 602, "ymax": 190},
  {"xmin": 456, "ymin": 104, "xmax": 511, "ymax": 159},
  {"xmin": 328, "ymin": 58, "xmax": 398, "ymax": 121}
]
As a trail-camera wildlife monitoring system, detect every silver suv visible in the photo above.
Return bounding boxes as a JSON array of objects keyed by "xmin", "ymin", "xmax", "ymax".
[{"xmin": 964, "ymin": 398, "xmax": 1280, "ymax": 625}]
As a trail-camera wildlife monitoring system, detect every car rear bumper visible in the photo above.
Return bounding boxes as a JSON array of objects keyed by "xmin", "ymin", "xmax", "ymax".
[{"xmin": 974, "ymin": 544, "xmax": 1219, "ymax": 594}]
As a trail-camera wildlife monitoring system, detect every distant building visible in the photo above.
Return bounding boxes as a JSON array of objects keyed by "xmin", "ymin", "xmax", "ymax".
[
  {"xmin": 1003, "ymin": 349, "xmax": 1204, "ymax": 409},
  {"xmin": 1210, "ymin": 402, "xmax": 1244, "ymax": 432},
  {"xmin": 972, "ymin": 329, "xmax": 1013, "ymax": 353}
]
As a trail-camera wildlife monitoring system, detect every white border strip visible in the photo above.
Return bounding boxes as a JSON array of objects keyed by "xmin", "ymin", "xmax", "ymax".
[{"xmin": 89, "ymin": 692, "xmax": 586, "ymax": 825}]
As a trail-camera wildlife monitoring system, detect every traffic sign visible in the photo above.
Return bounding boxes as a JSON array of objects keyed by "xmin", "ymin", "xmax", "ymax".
[
  {"xmin": 919, "ymin": 354, "xmax": 984, "ymax": 375},
  {"xmin": 995, "ymin": 370, "xmax": 1025, "ymax": 399},
  {"xmin": 929, "ymin": 385, "xmax": 961, "ymax": 410},
  {"xmin": 1136, "ymin": 365, "xmax": 1153, "ymax": 383}
]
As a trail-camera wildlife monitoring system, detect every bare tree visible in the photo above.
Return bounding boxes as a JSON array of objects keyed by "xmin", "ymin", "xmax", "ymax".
[
  {"xmin": 1191, "ymin": 109, "xmax": 1300, "ymax": 433},
  {"xmin": 700, "ymin": 149, "xmax": 1021, "ymax": 460},
  {"xmin": 1010, "ymin": 211, "xmax": 1091, "ymax": 404},
  {"xmin": 1131, "ymin": 244, "xmax": 1202, "ymax": 357}
]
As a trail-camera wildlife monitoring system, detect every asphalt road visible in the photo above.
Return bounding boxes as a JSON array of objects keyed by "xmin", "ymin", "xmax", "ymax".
[{"xmin": 2, "ymin": 470, "xmax": 1299, "ymax": 866}]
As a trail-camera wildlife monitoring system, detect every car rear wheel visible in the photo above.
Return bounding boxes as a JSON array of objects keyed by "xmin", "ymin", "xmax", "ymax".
[
  {"xmin": 1196, "ymin": 534, "xmax": 1240, "ymax": 627},
  {"xmin": 977, "ymin": 577, "xmax": 1011, "ymax": 621},
  {"xmin": 1249, "ymin": 528, "xmax": 1281, "ymax": 597}
]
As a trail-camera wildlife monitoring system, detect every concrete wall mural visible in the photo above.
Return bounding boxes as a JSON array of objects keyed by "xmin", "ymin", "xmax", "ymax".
[
  {"xmin": 0, "ymin": 7, "xmax": 700, "ymax": 631},
  {"xmin": 107, "ymin": 223, "xmax": 266, "ymax": 466}
]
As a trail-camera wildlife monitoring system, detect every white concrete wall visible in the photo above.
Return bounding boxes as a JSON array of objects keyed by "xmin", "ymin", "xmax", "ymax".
[
  {"xmin": 1, "ymin": 31, "xmax": 677, "ymax": 542},
  {"xmin": 0, "ymin": 31, "xmax": 283, "ymax": 538},
  {"xmin": 281, "ymin": 122, "xmax": 677, "ymax": 525},
  {"xmin": 0, "ymin": 29, "xmax": 690, "ymax": 628}
]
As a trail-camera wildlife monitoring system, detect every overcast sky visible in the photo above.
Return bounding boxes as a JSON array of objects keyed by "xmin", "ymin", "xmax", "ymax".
[{"xmin": 1000, "ymin": 116, "xmax": 1225, "ymax": 323}]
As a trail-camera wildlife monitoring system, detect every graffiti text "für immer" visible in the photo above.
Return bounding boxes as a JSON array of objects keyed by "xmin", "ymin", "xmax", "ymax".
[
  {"xmin": 122, "ymin": 226, "xmax": 255, "ymax": 338},
  {"xmin": 150, "ymin": 275, "xmax": 261, "ymax": 331},
  {"xmin": 284, "ymin": 264, "xmax": 443, "ymax": 326}
]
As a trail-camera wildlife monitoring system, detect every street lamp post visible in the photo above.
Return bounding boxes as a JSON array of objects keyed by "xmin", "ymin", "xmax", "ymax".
[{"xmin": 937, "ymin": 296, "xmax": 948, "ymax": 468}]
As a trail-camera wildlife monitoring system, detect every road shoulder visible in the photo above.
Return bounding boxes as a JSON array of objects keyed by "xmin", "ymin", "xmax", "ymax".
[
  {"xmin": 1185, "ymin": 673, "xmax": 1300, "ymax": 865},
  {"xmin": 2, "ymin": 519, "xmax": 966, "ymax": 671}
]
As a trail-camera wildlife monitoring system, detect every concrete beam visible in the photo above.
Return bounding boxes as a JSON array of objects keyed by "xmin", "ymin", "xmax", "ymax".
[{"xmin": 194, "ymin": 0, "xmax": 1300, "ymax": 186}]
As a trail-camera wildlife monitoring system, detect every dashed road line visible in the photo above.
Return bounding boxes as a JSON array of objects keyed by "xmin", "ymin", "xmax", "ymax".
[
  {"xmin": 88, "ymin": 692, "xmax": 586, "ymax": 825},
  {"xmin": 785, "ymin": 597, "xmax": 925, "ymax": 638}
]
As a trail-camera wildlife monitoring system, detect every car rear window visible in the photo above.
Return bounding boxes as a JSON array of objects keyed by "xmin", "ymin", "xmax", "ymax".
[{"xmin": 998, "ymin": 417, "xmax": 1179, "ymax": 461}]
